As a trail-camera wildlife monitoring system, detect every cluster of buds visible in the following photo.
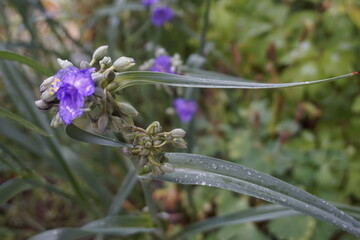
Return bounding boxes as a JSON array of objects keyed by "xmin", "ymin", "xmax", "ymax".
[
  {"xmin": 35, "ymin": 45, "xmax": 188, "ymax": 176},
  {"xmin": 124, "ymin": 121, "xmax": 186, "ymax": 176},
  {"xmin": 35, "ymin": 45, "xmax": 135, "ymax": 129},
  {"xmin": 139, "ymin": 47, "xmax": 184, "ymax": 74}
]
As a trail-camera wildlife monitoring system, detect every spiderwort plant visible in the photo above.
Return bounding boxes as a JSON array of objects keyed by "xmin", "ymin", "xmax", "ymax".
[
  {"xmin": 35, "ymin": 46, "xmax": 186, "ymax": 176},
  {"xmin": 151, "ymin": 6, "xmax": 173, "ymax": 27}
]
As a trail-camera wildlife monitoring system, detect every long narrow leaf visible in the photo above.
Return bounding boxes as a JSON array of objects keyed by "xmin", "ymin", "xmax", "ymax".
[
  {"xmin": 0, "ymin": 178, "xmax": 35, "ymax": 205},
  {"xmin": 0, "ymin": 50, "xmax": 53, "ymax": 76},
  {"xmin": 141, "ymin": 153, "xmax": 360, "ymax": 237},
  {"xmin": 29, "ymin": 215, "xmax": 156, "ymax": 240},
  {"xmin": 174, "ymin": 203, "xmax": 360, "ymax": 239},
  {"xmin": 65, "ymin": 124, "xmax": 132, "ymax": 148},
  {"xmin": 0, "ymin": 106, "xmax": 50, "ymax": 136},
  {"xmin": 114, "ymin": 71, "xmax": 357, "ymax": 90}
]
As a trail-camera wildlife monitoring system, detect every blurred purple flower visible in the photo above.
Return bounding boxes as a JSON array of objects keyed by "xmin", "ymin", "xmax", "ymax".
[
  {"xmin": 151, "ymin": 6, "xmax": 173, "ymax": 27},
  {"xmin": 174, "ymin": 98, "xmax": 197, "ymax": 123},
  {"xmin": 141, "ymin": 0, "xmax": 158, "ymax": 6},
  {"xmin": 150, "ymin": 55, "xmax": 174, "ymax": 73},
  {"xmin": 51, "ymin": 66, "xmax": 95, "ymax": 124}
]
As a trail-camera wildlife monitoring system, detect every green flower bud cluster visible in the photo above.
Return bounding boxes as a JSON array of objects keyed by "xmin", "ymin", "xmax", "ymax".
[{"xmin": 125, "ymin": 121, "xmax": 187, "ymax": 176}]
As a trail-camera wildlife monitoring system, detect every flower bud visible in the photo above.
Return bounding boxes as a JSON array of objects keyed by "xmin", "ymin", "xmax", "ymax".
[
  {"xmin": 160, "ymin": 162, "xmax": 175, "ymax": 173},
  {"xmin": 172, "ymin": 138, "xmax": 187, "ymax": 149},
  {"xmin": 99, "ymin": 56, "xmax": 112, "ymax": 68},
  {"xmin": 80, "ymin": 60, "xmax": 91, "ymax": 69},
  {"xmin": 170, "ymin": 128, "xmax": 186, "ymax": 138},
  {"xmin": 92, "ymin": 72, "xmax": 106, "ymax": 84},
  {"xmin": 105, "ymin": 70, "xmax": 115, "ymax": 83},
  {"xmin": 146, "ymin": 121, "xmax": 162, "ymax": 134},
  {"xmin": 97, "ymin": 114, "xmax": 109, "ymax": 134},
  {"xmin": 50, "ymin": 113, "xmax": 64, "ymax": 128},
  {"xmin": 41, "ymin": 89, "xmax": 57, "ymax": 102},
  {"xmin": 112, "ymin": 57, "xmax": 136, "ymax": 72},
  {"xmin": 35, "ymin": 99, "xmax": 51, "ymax": 110},
  {"xmin": 92, "ymin": 45, "xmax": 108, "ymax": 61},
  {"xmin": 122, "ymin": 115, "xmax": 134, "ymax": 126},
  {"xmin": 57, "ymin": 58, "xmax": 73, "ymax": 68},
  {"xmin": 117, "ymin": 102, "xmax": 139, "ymax": 116},
  {"xmin": 40, "ymin": 76, "xmax": 54, "ymax": 92},
  {"xmin": 109, "ymin": 116, "xmax": 122, "ymax": 133},
  {"xmin": 106, "ymin": 82, "xmax": 119, "ymax": 92}
]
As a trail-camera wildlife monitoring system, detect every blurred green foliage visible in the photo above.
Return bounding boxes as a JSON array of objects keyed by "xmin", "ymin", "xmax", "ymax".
[{"xmin": 1, "ymin": 0, "xmax": 360, "ymax": 239}]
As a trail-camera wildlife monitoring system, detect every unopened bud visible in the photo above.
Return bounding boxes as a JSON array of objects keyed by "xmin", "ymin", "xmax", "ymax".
[
  {"xmin": 99, "ymin": 56, "xmax": 112, "ymax": 68},
  {"xmin": 117, "ymin": 102, "xmax": 139, "ymax": 116},
  {"xmin": 80, "ymin": 61, "xmax": 91, "ymax": 69},
  {"xmin": 146, "ymin": 121, "xmax": 162, "ymax": 134},
  {"xmin": 97, "ymin": 114, "xmax": 109, "ymax": 134},
  {"xmin": 92, "ymin": 72, "xmax": 106, "ymax": 84},
  {"xmin": 105, "ymin": 70, "xmax": 115, "ymax": 83},
  {"xmin": 170, "ymin": 128, "xmax": 186, "ymax": 138},
  {"xmin": 122, "ymin": 115, "xmax": 134, "ymax": 126},
  {"xmin": 172, "ymin": 138, "xmax": 187, "ymax": 149},
  {"xmin": 50, "ymin": 113, "xmax": 64, "ymax": 128},
  {"xmin": 107, "ymin": 82, "xmax": 119, "ymax": 92},
  {"xmin": 112, "ymin": 57, "xmax": 135, "ymax": 72},
  {"xmin": 35, "ymin": 100, "xmax": 51, "ymax": 110},
  {"xmin": 160, "ymin": 162, "xmax": 175, "ymax": 173},
  {"xmin": 41, "ymin": 90, "xmax": 57, "ymax": 102},
  {"xmin": 40, "ymin": 76, "xmax": 54, "ymax": 92},
  {"xmin": 57, "ymin": 58, "xmax": 73, "ymax": 68},
  {"xmin": 92, "ymin": 45, "xmax": 108, "ymax": 61},
  {"xmin": 109, "ymin": 116, "xmax": 122, "ymax": 133}
]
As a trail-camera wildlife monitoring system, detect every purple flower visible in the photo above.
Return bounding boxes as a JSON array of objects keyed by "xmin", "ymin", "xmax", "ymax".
[
  {"xmin": 151, "ymin": 6, "xmax": 173, "ymax": 27},
  {"xmin": 174, "ymin": 98, "xmax": 197, "ymax": 123},
  {"xmin": 50, "ymin": 66, "xmax": 95, "ymax": 124},
  {"xmin": 150, "ymin": 55, "xmax": 174, "ymax": 73},
  {"xmin": 141, "ymin": 0, "xmax": 158, "ymax": 7}
]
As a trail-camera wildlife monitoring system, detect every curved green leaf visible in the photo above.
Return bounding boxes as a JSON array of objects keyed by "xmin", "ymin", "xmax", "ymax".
[
  {"xmin": 0, "ymin": 50, "xmax": 53, "ymax": 76},
  {"xmin": 0, "ymin": 106, "xmax": 50, "ymax": 136},
  {"xmin": 141, "ymin": 153, "xmax": 360, "ymax": 238},
  {"xmin": 114, "ymin": 71, "xmax": 356, "ymax": 90},
  {"xmin": 0, "ymin": 178, "xmax": 36, "ymax": 205},
  {"xmin": 174, "ymin": 203, "xmax": 360, "ymax": 239},
  {"xmin": 65, "ymin": 124, "xmax": 132, "ymax": 148},
  {"xmin": 29, "ymin": 215, "xmax": 156, "ymax": 240}
]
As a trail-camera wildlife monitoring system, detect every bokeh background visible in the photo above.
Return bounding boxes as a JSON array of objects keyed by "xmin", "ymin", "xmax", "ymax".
[{"xmin": 1, "ymin": 0, "xmax": 360, "ymax": 239}]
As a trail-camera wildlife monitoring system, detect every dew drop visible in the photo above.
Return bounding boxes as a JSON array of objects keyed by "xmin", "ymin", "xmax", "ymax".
[
  {"xmin": 247, "ymin": 171, "xmax": 252, "ymax": 176},
  {"xmin": 200, "ymin": 181, "xmax": 206, "ymax": 185},
  {"xmin": 212, "ymin": 164, "xmax": 218, "ymax": 170}
]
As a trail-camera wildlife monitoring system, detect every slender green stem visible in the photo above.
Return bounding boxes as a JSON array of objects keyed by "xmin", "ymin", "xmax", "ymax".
[
  {"xmin": 140, "ymin": 178, "xmax": 166, "ymax": 240},
  {"xmin": 198, "ymin": 0, "xmax": 212, "ymax": 57}
]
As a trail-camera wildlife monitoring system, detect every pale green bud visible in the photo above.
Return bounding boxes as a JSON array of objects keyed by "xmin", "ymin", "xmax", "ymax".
[
  {"xmin": 160, "ymin": 162, "xmax": 175, "ymax": 173},
  {"xmin": 122, "ymin": 115, "xmax": 134, "ymax": 126},
  {"xmin": 170, "ymin": 128, "xmax": 186, "ymax": 138},
  {"xmin": 99, "ymin": 56, "xmax": 112, "ymax": 68},
  {"xmin": 40, "ymin": 76, "xmax": 54, "ymax": 92},
  {"xmin": 92, "ymin": 72, "xmax": 106, "ymax": 84},
  {"xmin": 172, "ymin": 138, "xmax": 187, "ymax": 149},
  {"xmin": 35, "ymin": 99, "xmax": 50, "ymax": 110},
  {"xmin": 50, "ymin": 113, "xmax": 64, "ymax": 128},
  {"xmin": 112, "ymin": 57, "xmax": 135, "ymax": 72},
  {"xmin": 92, "ymin": 45, "xmax": 108, "ymax": 61},
  {"xmin": 117, "ymin": 102, "xmax": 139, "ymax": 116},
  {"xmin": 97, "ymin": 114, "xmax": 109, "ymax": 134},
  {"xmin": 146, "ymin": 121, "xmax": 162, "ymax": 134},
  {"xmin": 106, "ymin": 82, "xmax": 119, "ymax": 92},
  {"xmin": 41, "ymin": 89, "xmax": 57, "ymax": 102},
  {"xmin": 109, "ymin": 116, "xmax": 122, "ymax": 133},
  {"xmin": 57, "ymin": 58, "xmax": 73, "ymax": 68}
]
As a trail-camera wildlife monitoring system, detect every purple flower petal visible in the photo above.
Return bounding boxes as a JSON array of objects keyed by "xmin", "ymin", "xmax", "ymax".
[
  {"xmin": 57, "ymin": 85, "xmax": 84, "ymax": 124},
  {"xmin": 151, "ymin": 6, "xmax": 173, "ymax": 27},
  {"xmin": 150, "ymin": 55, "xmax": 174, "ymax": 73},
  {"xmin": 141, "ymin": 0, "xmax": 158, "ymax": 6},
  {"xmin": 51, "ymin": 66, "xmax": 95, "ymax": 124},
  {"xmin": 174, "ymin": 98, "xmax": 197, "ymax": 123}
]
